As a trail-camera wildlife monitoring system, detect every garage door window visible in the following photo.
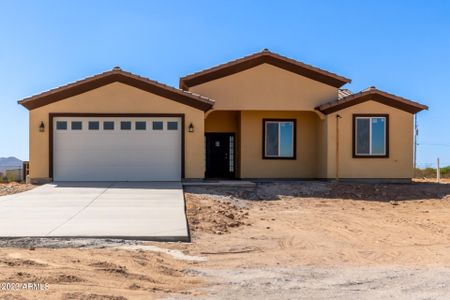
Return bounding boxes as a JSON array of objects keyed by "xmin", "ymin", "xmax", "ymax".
[
  {"xmin": 135, "ymin": 121, "xmax": 146, "ymax": 130},
  {"xmin": 56, "ymin": 121, "xmax": 67, "ymax": 130},
  {"xmin": 88, "ymin": 121, "xmax": 99, "ymax": 130},
  {"xmin": 71, "ymin": 121, "xmax": 82, "ymax": 130},
  {"xmin": 121, "ymin": 121, "xmax": 131, "ymax": 130},
  {"xmin": 152, "ymin": 121, "xmax": 163, "ymax": 130},
  {"xmin": 167, "ymin": 121, "xmax": 178, "ymax": 130},
  {"xmin": 103, "ymin": 121, "xmax": 114, "ymax": 130}
]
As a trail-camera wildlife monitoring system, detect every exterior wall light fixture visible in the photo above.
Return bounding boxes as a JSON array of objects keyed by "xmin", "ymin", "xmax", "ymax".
[
  {"xmin": 188, "ymin": 123, "xmax": 194, "ymax": 133},
  {"xmin": 39, "ymin": 121, "xmax": 45, "ymax": 132}
]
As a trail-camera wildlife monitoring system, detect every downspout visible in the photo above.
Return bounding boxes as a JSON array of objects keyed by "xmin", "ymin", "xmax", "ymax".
[{"xmin": 335, "ymin": 114, "xmax": 342, "ymax": 180}]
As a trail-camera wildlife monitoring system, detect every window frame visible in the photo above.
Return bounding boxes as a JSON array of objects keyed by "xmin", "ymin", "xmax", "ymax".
[
  {"xmin": 352, "ymin": 114, "xmax": 389, "ymax": 158},
  {"xmin": 262, "ymin": 119, "xmax": 297, "ymax": 160},
  {"xmin": 71, "ymin": 121, "xmax": 83, "ymax": 131},
  {"xmin": 56, "ymin": 121, "xmax": 67, "ymax": 130},
  {"xmin": 167, "ymin": 121, "xmax": 178, "ymax": 131},
  {"xmin": 152, "ymin": 121, "xmax": 164, "ymax": 130},
  {"xmin": 135, "ymin": 121, "xmax": 147, "ymax": 131},
  {"xmin": 120, "ymin": 121, "xmax": 132, "ymax": 131},
  {"xmin": 103, "ymin": 121, "xmax": 115, "ymax": 131},
  {"xmin": 88, "ymin": 121, "xmax": 100, "ymax": 131}
]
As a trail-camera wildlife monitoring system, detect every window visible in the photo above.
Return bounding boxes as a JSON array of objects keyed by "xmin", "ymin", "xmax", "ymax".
[
  {"xmin": 353, "ymin": 115, "xmax": 388, "ymax": 157},
  {"xmin": 167, "ymin": 121, "xmax": 178, "ymax": 130},
  {"xmin": 71, "ymin": 121, "xmax": 82, "ymax": 130},
  {"xmin": 152, "ymin": 121, "xmax": 163, "ymax": 130},
  {"xmin": 229, "ymin": 135, "xmax": 234, "ymax": 172},
  {"xmin": 135, "ymin": 121, "xmax": 146, "ymax": 130},
  {"xmin": 56, "ymin": 121, "xmax": 67, "ymax": 130},
  {"xmin": 263, "ymin": 119, "xmax": 296, "ymax": 159},
  {"xmin": 88, "ymin": 121, "xmax": 99, "ymax": 130},
  {"xmin": 120, "ymin": 121, "xmax": 131, "ymax": 130},
  {"xmin": 103, "ymin": 121, "xmax": 114, "ymax": 130}
]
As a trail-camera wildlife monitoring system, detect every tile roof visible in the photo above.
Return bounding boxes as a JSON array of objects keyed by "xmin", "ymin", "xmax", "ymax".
[
  {"xmin": 19, "ymin": 67, "xmax": 215, "ymax": 111},
  {"xmin": 180, "ymin": 49, "xmax": 351, "ymax": 89},
  {"xmin": 338, "ymin": 88, "xmax": 352, "ymax": 99},
  {"xmin": 316, "ymin": 86, "xmax": 428, "ymax": 114}
]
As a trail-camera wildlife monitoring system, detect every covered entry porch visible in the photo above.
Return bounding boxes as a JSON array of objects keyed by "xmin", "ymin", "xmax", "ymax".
[{"xmin": 204, "ymin": 110, "xmax": 323, "ymax": 179}]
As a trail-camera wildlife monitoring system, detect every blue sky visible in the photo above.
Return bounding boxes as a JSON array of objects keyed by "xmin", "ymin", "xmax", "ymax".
[{"xmin": 0, "ymin": 0, "xmax": 449, "ymax": 166}]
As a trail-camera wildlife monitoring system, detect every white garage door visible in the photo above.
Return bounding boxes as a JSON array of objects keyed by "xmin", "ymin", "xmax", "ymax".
[{"xmin": 53, "ymin": 116, "xmax": 182, "ymax": 181}]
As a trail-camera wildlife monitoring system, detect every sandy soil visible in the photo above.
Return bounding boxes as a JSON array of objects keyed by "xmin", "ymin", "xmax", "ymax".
[
  {"xmin": 0, "ymin": 245, "xmax": 203, "ymax": 299},
  {"xmin": 179, "ymin": 181, "xmax": 450, "ymax": 299},
  {"xmin": 0, "ymin": 183, "xmax": 35, "ymax": 196},
  {"xmin": 1, "ymin": 181, "xmax": 450, "ymax": 299}
]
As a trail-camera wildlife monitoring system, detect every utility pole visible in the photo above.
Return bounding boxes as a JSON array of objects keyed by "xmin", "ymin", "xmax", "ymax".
[
  {"xmin": 414, "ymin": 114, "xmax": 418, "ymax": 171},
  {"xmin": 437, "ymin": 158, "xmax": 441, "ymax": 183}
]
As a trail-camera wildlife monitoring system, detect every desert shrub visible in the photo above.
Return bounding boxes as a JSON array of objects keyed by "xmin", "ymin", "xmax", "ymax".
[{"xmin": 415, "ymin": 166, "xmax": 450, "ymax": 178}]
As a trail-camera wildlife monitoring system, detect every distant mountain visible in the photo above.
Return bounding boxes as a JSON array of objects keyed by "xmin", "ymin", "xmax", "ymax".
[{"xmin": 0, "ymin": 157, "xmax": 23, "ymax": 173}]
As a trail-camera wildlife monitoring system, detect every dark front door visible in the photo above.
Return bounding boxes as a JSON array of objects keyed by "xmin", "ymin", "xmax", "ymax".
[{"xmin": 205, "ymin": 133, "xmax": 235, "ymax": 178}]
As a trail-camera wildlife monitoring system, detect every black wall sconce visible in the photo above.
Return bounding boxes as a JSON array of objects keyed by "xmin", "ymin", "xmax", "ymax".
[
  {"xmin": 188, "ymin": 123, "xmax": 194, "ymax": 133},
  {"xmin": 39, "ymin": 121, "xmax": 45, "ymax": 132}
]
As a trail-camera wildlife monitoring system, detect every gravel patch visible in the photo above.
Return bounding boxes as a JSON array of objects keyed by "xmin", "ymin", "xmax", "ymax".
[{"xmin": 176, "ymin": 266, "xmax": 450, "ymax": 300}]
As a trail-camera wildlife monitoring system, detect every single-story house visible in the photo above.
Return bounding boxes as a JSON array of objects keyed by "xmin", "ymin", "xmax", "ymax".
[{"xmin": 19, "ymin": 49, "xmax": 428, "ymax": 183}]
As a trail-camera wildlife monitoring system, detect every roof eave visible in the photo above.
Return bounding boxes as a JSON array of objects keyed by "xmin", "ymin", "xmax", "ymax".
[
  {"xmin": 18, "ymin": 70, "xmax": 215, "ymax": 112},
  {"xmin": 315, "ymin": 91, "xmax": 428, "ymax": 115},
  {"xmin": 180, "ymin": 50, "xmax": 351, "ymax": 89}
]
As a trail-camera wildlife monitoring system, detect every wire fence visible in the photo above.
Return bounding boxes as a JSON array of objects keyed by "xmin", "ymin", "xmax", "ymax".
[
  {"xmin": 415, "ymin": 160, "xmax": 450, "ymax": 179},
  {"xmin": 0, "ymin": 164, "xmax": 28, "ymax": 183}
]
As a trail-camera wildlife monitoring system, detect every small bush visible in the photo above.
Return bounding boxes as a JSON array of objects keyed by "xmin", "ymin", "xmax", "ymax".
[{"xmin": 415, "ymin": 166, "xmax": 450, "ymax": 178}]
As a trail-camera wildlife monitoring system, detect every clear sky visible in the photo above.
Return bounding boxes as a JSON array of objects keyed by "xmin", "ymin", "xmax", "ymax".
[{"xmin": 0, "ymin": 0, "xmax": 449, "ymax": 166}]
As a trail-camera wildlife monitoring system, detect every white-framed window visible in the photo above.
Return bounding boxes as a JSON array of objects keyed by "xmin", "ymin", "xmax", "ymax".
[
  {"xmin": 167, "ymin": 121, "xmax": 178, "ymax": 130},
  {"xmin": 263, "ymin": 120, "xmax": 295, "ymax": 159},
  {"xmin": 103, "ymin": 121, "xmax": 114, "ymax": 130},
  {"xmin": 56, "ymin": 121, "xmax": 67, "ymax": 130},
  {"xmin": 152, "ymin": 121, "xmax": 163, "ymax": 130},
  {"xmin": 71, "ymin": 121, "xmax": 82, "ymax": 130},
  {"xmin": 120, "ymin": 121, "xmax": 132, "ymax": 130},
  {"xmin": 354, "ymin": 115, "xmax": 388, "ymax": 157},
  {"xmin": 88, "ymin": 121, "xmax": 100, "ymax": 130},
  {"xmin": 135, "ymin": 121, "xmax": 146, "ymax": 130}
]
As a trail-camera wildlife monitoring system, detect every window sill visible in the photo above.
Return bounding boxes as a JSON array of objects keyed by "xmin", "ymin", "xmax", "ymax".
[
  {"xmin": 262, "ymin": 156, "xmax": 297, "ymax": 160},
  {"xmin": 352, "ymin": 155, "xmax": 389, "ymax": 159}
]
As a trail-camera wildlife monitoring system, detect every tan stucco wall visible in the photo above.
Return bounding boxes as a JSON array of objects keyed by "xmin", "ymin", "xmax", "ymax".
[
  {"xmin": 205, "ymin": 111, "xmax": 239, "ymax": 133},
  {"xmin": 28, "ymin": 82, "xmax": 205, "ymax": 180},
  {"xmin": 325, "ymin": 100, "xmax": 414, "ymax": 179},
  {"xmin": 189, "ymin": 63, "xmax": 339, "ymax": 111},
  {"xmin": 317, "ymin": 118, "xmax": 328, "ymax": 178},
  {"xmin": 239, "ymin": 111, "xmax": 320, "ymax": 178}
]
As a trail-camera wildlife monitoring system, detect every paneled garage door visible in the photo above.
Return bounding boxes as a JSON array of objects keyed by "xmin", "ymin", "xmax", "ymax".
[{"xmin": 52, "ymin": 116, "xmax": 182, "ymax": 181}]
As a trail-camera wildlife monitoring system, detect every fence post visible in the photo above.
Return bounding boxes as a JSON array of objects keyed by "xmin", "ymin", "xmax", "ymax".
[{"xmin": 437, "ymin": 158, "xmax": 441, "ymax": 183}]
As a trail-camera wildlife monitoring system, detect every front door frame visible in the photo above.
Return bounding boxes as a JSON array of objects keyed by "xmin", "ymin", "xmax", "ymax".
[{"xmin": 205, "ymin": 132, "xmax": 236, "ymax": 179}]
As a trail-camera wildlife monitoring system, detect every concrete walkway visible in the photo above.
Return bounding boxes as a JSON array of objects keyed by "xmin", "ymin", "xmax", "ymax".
[{"xmin": 0, "ymin": 182, "xmax": 189, "ymax": 241}]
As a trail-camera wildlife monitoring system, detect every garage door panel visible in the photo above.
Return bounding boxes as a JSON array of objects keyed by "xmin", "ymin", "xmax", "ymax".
[{"xmin": 53, "ymin": 117, "xmax": 182, "ymax": 181}]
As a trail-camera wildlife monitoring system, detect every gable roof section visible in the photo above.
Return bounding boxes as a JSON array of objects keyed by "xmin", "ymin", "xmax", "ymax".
[
  {"xmin": 18, "ymin": 67, "xmax": 215, "ymax": 111},
  {"xmin": 179, "ymin": 49, "xmax": 351, "ymax": 89},
  {"xmin": 316, "ymin": 87, "xmax": 428, "ymax": 114}
]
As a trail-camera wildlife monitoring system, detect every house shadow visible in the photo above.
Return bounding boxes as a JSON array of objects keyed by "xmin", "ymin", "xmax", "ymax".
[{"xmin": 183, "ymin": 181, "xmax": 450, "ymax": 202}]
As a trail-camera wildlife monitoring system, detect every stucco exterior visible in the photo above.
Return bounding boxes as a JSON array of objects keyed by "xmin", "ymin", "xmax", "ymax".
[
  {"xmin": 21, "ymin": 51, "xmax": 426, "ymax": 182},
  {"xmin": 324, "ymin": 100, "xmax": 414, "ymax": 179},
  {"xmin": 189, "ymin": 63, "xmax": 339, "ymax": 111},
  {"xmin": 28, "ymin": 82, "xmax": 205, "ymax": 180}
]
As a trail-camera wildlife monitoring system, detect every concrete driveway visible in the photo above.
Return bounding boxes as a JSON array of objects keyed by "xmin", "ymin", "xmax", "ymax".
[{"xmin": 0, "ymin": 182, "xmax": 189, "ymax": 241}]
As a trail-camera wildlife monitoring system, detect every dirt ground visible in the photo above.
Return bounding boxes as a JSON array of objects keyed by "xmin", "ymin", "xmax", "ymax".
[
  {"xmin": 1, "ymin": 181, "xmax": 450, "ymax": 299},
  {"xmin": 0, "ymin": 182, "xmax": 35, "ymax": 196}
]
